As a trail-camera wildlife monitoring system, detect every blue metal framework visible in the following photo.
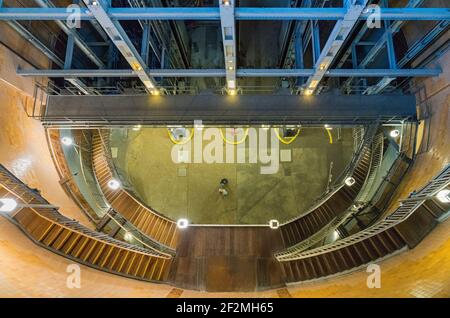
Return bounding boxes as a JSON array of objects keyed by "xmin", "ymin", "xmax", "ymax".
[
  {"xmin": 17, "ymin": 68, "xmax": 441, "ymax": 78},
  {"xmin": 219, "ymin": 0, "xmax": 237, "ymax": 93},
  {"xmin": 302, "ymin": 0, "xmax": 369, "ymax": 95},
  {"xmin": 1, "ymin": 2, "xmax": 449, "ymax": 95},
  {"xmin": 82, "ymin": 0, "xmax": 157, "ymax": 93},
  {"xmin": 339, "ymin": 0, "xmax": 443, "ymax": 95},
  {"xmin": 0, "ymin": 7, "xmax": 449, "ymax": 21}
]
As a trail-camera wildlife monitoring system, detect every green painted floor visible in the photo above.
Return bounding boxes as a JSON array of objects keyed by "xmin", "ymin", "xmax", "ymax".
[{"xmin": 110, "ymin": 127, "xmax": 354, "ymax": 224}]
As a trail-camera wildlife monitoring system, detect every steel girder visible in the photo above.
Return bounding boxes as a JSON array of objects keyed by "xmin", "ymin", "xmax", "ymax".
[
  {"xmin": 17, "ymin": 68, "xmax": 441, "ymax": 78},
  {"xmin": 0, "ymin": 7, "xmax": 449, "ymax": 21}
]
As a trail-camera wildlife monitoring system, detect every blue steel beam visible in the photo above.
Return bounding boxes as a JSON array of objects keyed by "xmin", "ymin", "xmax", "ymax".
[
  {"xmin": 357, "ymin": 0, "xmax": 427, "ymax": 69},
  {"xmin": 397, "ymin": 21, "xmax": 449, "ymax": 68},
  {"xmin": 0, "ymin": 7, "xmax": 449, "ymax": 21},
  {"xmin": 302, "ymin": 0, "xmax": 369, "ymax": 95},
  {"xmin": 34, "ymin": 0, "xmax": 104, "ymax": 68},
  {"xmin": 294, "ymin": 29, "xmax": 304, "ymax": 86},
  {"xmin": 16, "ymin": 68, "xmax": 442, "ymax": 78},
  {"xmin": 311, "ymin": 21, "xmax": 320, "ymax": 65},
  {"xmin": 364, "ymin": 20, "xmax": 449, "ymax": 95},
  {"xmin": 382, "ymin": 0, "xmax": 397, "ymax": 70},
  {"xmin": 219, "ymin": 0, "xmax": 237, "ymax": 92},
  {"xmin": 338, "ymin": 0, "xmax": 424, "ymax": 69},
  {"xmin": 360, "ymin": 0, "xmax": 442, "ymax": 95},
  {"xmin": 140, "ymin": 22, "xmax": 150, "ymax": 64},
  {"xmin": 389, "ymin": 0, "xmax": 425, "ymax": 32},
  {"xmin": 64, "ymin": 34, "xmax": 74, "ymax": 69},
  {"xmin": 82, "ymin": 0, "xmax": 157, "ymax": 93}
]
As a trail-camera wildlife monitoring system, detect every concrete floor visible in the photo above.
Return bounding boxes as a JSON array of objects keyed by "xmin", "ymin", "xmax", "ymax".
[{"xmin": 110, "ymin": 128, "xmax": 354, "ymax": 224}]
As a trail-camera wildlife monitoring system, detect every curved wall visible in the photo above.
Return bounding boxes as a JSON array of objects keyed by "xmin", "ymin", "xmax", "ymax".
[{"xmin": 0, "ymin": 43, "xmax": 93, "ymax": 227}]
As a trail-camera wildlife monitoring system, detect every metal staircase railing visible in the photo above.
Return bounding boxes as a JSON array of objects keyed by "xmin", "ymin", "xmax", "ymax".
[
  {"xmin": 277, "ymin": 163, "xmax": 450, "ymax": 261},
  {"xmin": 0, "ymin": 164, "xmax": 170, "ymax": 259},
  {"xmin": 280, "ymin": 123, "xmax": 378, "ymax": 226}
]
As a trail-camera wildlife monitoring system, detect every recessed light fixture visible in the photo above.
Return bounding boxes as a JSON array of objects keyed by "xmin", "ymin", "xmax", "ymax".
[
  {"xmin": 304, "ymin": 89, "xmax": 313, "ymax": 96},
  {"xmin": 390, "ymin": 129, "xmax": 400, "ymax": 138},
  {"xmin": 143, "ymin": 80, "xmax": 154, "ymax": 89},
  {"xmin": 61, "ymin": 136, "xmax": 73, "ymax": 146},
  {"xmin": 436, "ymin": 189, "xmax": 450, "ymax": 203},
  {"xmin": 124, "ymin": 232, "xmax": 133, "ymax": 242},
  {"xmin": 107, "ymin": 179, "xmax": 121, "ymax": 190},
  {"xmin": 333, "ymin": 230, "xmax": 340, "ymax": 240},
  {"xmin": 177, "ymin": 218, "xmax": 189, "ymax": 229},
  {"xmin": 345, "ymin": 177, "xmax": 356, "ymax": 186},
  {"xmin": 0, "ymin": 198, "xmax": 18, "ymax": 212},
  {"xmin": 269, "ymin": 219, "xmax": 280, "ymax": 229},
  {"xmin": 228, "ymin": 89, "xmax": 237, "ymax": 96}
]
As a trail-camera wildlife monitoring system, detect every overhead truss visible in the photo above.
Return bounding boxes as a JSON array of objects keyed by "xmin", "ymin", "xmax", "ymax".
[
  {"xmin": 1, "ymin": 3, "xmax": 449, "ymax": 95},
  {"xmin": 0, "ymin": 7, "xmax": 449, "ymax": 21}
]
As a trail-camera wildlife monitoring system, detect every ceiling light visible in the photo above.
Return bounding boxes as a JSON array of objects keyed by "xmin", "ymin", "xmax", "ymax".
[
  {"xmin": 124, "ymin": 232, "xmax": 133, "ymax": 242},
  {"xmin": 304, "ymin": 89, "xmax": 313, "ymax": 96},
  {"xmin": 261, "ymin": 124, "xmax": 270, "ymax": 130},
  {"xmin": 390, "ymin": 129, "xmax": 400, "ymax": 138},
  {"xmin": 0, "ymin": 198, "xmax": 18, "ymax": 212},
  {"xmin": 345, "ymin": 177, "xmax": 356, "ymax": 186},
  {"xmin": 228, "ymin": 89, "xmax": 237, "ymax": 96},
  {"xmin": 132, "ymin": 124, "xmax": 141, "ymax": 131},
  {"xmin": 222, "ymin": 0, "xmax": 231, "ymax": 6},
  {"xmin": 107, "ymin": 179, "xmax": 121, "ymax": 190},
  {"xmin": 177, "ymin": 218, "xmax": 189, "ymax": 229},
  {"xmin": 151, "ymin": 90, "xmax": 160, "ymax": 96},
  {"xmin": 143, "ymin": 80, "xmax": 154, "ymax": 89},
  {"xmin": 436, "ymin": 189, "xmax": 450, "ymax": 203},
  {"xmin": 310, "ymin": 80, "xmax": 319, "ymax": 88},
  {"xmin": 333, "ymin": 230, "xmax": 340, "ymax": 240},
  {"xmin": 269, "ymin": 219, "xmax": 280, "ymax": 229},
  {"xmin": 324, "ymin": 124, "xmax": 333, "ymax": 130},
  {"xmin": 61, "ymin": 136, "xmax": 73, "ymax": 146}
]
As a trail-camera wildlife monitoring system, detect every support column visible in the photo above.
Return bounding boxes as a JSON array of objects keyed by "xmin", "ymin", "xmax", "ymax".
[
  {"xmin": 83, "ymin": 0, "xmax": 158, "ymax": 94},
  {"xmin": 302, "ymin": 0, "xmax": 369, "ymax": 95},
  {"xmin": 219, "ymin": 0, "xmax": 237, "ymax": 94}
]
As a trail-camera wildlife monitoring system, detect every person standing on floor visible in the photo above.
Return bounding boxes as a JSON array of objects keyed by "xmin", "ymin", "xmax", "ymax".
[{"xmin": 219, "ymin": 178, "xmax": 229, "ymax": 197}]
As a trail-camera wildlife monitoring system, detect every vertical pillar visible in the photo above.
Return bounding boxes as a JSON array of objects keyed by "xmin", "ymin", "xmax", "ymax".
[{"xmin": 219, "ymin": 0, "xmax": 237, "ymax": 94}]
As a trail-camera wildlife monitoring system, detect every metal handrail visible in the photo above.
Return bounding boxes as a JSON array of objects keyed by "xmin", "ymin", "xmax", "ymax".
[
  {"xmin": 277, "ymin": 163, "xmax": 450, "ymax": 261},
  {"xmin": 355, "ymin": 132, "xmax": 385, "ymax": 203},
  {"xmin": 91, "ymin": 131, "xmax": 177, "ymax": 253},
  {"xmin": 276, "ymin": 131, "xmax": 385, "ymax": 258},
  {"xmin": 280, "ymin": 123, "xmax": 378, "ymax": 226},
  {"xmin": 0, "ymin": 165, "xmax": 171, "ymax": 259},
  {"xmin": 95, "ymin": 129, "xmax": 176, "ymax": 223},
  {"xmin": 276, "ymin": 151, "xmax": 408, "ymax": 260}
]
